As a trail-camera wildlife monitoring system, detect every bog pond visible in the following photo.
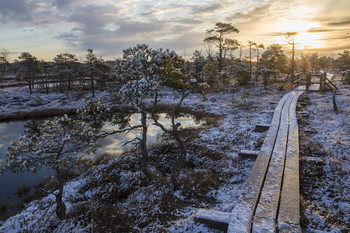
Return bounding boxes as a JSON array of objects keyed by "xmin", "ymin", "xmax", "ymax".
[{"xmin": 0, "ymin": 111, "xmax": 215, "ymax": 219}]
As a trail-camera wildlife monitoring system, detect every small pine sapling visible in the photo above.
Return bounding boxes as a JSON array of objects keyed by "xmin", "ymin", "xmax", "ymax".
[{"xmin": 4, "ymin": 104, "xmax": 104, "ymax": 219}]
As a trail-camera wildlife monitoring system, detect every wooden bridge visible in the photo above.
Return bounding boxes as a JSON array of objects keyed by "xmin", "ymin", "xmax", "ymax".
[
  {"xmin": 196, "ymin": 90, "xmax": 304, "ymax": 232},
  {"xmin": 196, "ymin": 73, "xmax": 337, "ymax": 232}
]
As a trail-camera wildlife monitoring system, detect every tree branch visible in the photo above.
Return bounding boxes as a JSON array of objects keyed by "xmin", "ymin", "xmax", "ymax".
[{"xmin": 97, "ymin": 125, "xmax": 144, "ymax": 138}]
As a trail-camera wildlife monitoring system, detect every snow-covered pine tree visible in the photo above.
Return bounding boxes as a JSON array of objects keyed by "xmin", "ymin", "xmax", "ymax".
[
  {"xmin": 117, "ymin": 43, "xmax": 209, "ymax": 189},
  {"xmin": 116, "ymin": 44, "xmax": 176, "ymax": 179},
  {"xmin": 152, "ymin": 66, "xmax": 210, "ymax": 190},
  {"xmin": 4, "ymin": 103, "xmax": 105, "ymax": 219}
]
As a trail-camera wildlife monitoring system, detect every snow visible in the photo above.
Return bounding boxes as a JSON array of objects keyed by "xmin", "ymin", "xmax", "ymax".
[
  {"xmin": 299, "ymin": 75, "xmax": 350, "ymax": 232},
  {"xmin": 0, "ymin": 86, "xmax": 114, "ymax": 121},
  {"xmin": 1, "ymin": 77, "xmax": 348, "ymax": 232}
]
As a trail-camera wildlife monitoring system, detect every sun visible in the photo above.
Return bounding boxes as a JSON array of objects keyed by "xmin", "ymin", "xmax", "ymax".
[
  {"xmin": 275, "ymin": 19, "xmax": 325, "ymax": 49},
  {"xmin": 275, "ymin": 19, "xmax": 318, "ymax": 33},
  {"xmin": 294, "ymin": 31, "xmax": 324, "ymax": 49}
]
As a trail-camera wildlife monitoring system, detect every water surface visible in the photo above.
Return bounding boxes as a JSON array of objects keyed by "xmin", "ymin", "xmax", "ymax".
[{"xmin": 0, "ymin": 112, "xmax": 208, "ymax": 218}]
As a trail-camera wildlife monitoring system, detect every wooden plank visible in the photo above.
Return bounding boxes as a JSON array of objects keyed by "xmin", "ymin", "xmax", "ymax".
[
  {"xmin": 252, "ymin": 92, "xmax": 295, "ymax": 232},
  {"xmin": 261, "ymin": 110, "xmax": 275, "ymax": 114},
  {"xmin": 255, "ymin": 124, "xmax": 270, "ymax": 132},
  {"xmin": 228, "ymin": 92, "xmax": 293, "ymax": 233},
  {"xmin": 239, "ymin": 150, "xmax": 260, "ymax": 158},
  {"xmin": 301, "ymin": 157, "xmax": 325, "ymax": 165},
  {"xmin": 195, "ymin": 209, "xmax": 230, "ymax": 231},
  {"xmin": 278, "ymin": 91, "xmax": 303, "ymax": 232},
  {"xmin": 325, "ymin": 74, "xmax": 338, "ymax": 89}
]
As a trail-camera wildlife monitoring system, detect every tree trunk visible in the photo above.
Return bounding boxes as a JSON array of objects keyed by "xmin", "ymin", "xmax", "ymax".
[
  {"xmin": 140, "ymin": 111, "xmax": 154, "ymax": 179},
  {"xmin": 333, "ymin": 91, "xmax": 338, "ymax": 112},
  {"xmin": 264, "ymin": 78, "xmax": 268, "ymax": 90},
  {"xmin": 171, "ymin": 126, "xmax": 187, "ymax": 190},
  {"xmin": 45, "ymin": 76, "xmax": 49, "ymax": 94},
  {"xmin": 291, "ymin": 38, "xmax": 295, "ymax": 80},
  {"xmin": 240, "ymin": 46, "xmax": 242, "ymax": 61},
  {"xmin": 28, "ymin": 78, "xmax": 33, "ymax": 94},
  {"xmin": 151, "ymin": 91, "xmax": 187, "ymax": 190},
  {"xmin": 91, "ymin": 75, "xmax": 95, "ymax": 97},
  {"xmin": 55, "ymin": 170, "xmax": 66, "ymax": 220},
  {"xmin": 249, "ymin": 45, "xmax": 252, "ymax": 81},
  {"xmin": 31, "ymin": 77, "xmax": 35, "ymax": 92},
  {"xmin": 218, "ymin": 41, "xmax": 223, "ymax": 73}
]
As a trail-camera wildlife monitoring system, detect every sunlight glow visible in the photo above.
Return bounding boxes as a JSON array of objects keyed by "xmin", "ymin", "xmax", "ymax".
[
  {"xmin": 275, "ymin": 19, "xmax": 319, "ymax": 33},
  {"xmin": 294, "ymin": 32, "xmax": 324, "ymax": 49},
  {"xmin": 275, "ymin": 19, "xmax": 325, "ymax": 49}
]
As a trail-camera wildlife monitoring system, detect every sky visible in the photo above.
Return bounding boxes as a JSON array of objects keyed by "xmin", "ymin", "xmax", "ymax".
[{"xmin": 1, "ymin": 0, "xmax": 350, "ymax": 61}]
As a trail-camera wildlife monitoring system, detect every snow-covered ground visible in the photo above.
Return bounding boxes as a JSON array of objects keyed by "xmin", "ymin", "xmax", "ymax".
[
  {"xmin": 1, "ymin": 79, "xmax": 348, "ymax": 232},
  {"xmin": 299, "ymin": 75, "xmax": 350, "ymax": 232},
  {"xmin": 0, "ymin": 86, "xmax": 115, "ymax": 121}
]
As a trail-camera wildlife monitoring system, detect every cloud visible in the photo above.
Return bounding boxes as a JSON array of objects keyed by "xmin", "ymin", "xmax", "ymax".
[
  {"xmin": 192, "ymin": 2, "xmax": 223, "ymax": 15},
  {"xmin": 0, "ymin": 0, "xmax": 38, "ymax": 23},
  {"xmin": 264, "ymin": 32, "xmax": 286, "ymax": 36},
  {"xmin": 326, "ymin": 19, "xmax": 350, "ymax": 27},
  {"xmin": 140, "ymin": 4, "xmax": 192, "ymax": 19},
  {"xmin": 226, "ymin": 4, "xmax": 271, "ymax": 23},
  {"xmin": 307, "ymin": 28, "xmax": 339, "ymax": 33},
  {"xmin": 53, "ymin": 3, "xmax": 172, "ymax": 56},
  {"xmin": 52, "ymin": 0, "xmax": 83, "ymax": 9},
  {"xmin": 2, "ymin": 0, "xmax": 350, "ymax": 60},
  {"xmin": 321, "ymin": 35, "xmax": 350, "ymax": 41},
  {"xmin": 0, "ymin": 0, "xmax": 67, "ymax": 27},
  {"xmin": 52, "ymin": 1, "xmax": 212, "ymax": 57}
]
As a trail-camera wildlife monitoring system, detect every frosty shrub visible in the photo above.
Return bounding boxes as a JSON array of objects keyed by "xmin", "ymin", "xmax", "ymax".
[
  {"xmin": 233, "ymin": 60, "xmax": 251, "ymax": 86},
  {"xmin": 4, "ymin": 100, "xmax": 107, "ymax": 219},
  {"xmin": 256, "ymin": 68, "xmax": 275, "ymax": 89}
]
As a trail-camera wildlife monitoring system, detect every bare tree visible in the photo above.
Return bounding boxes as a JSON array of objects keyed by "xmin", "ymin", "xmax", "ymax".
[
  {"xmin": 255, "ymin": 44, "xmax": 264, "ymax": 69},
  {"xmin": 0, "ymin": 48, "xmax": 10, "ymax": 77},
  {"xmin": 248, "ymin": 41, "xmax": 257, "ymax": 80},
  {"xmin": 285, "ymin": 32, "xmax": 298, "ymax": 80},
  {"xmin": 17, "ymin": 52, "xmax": 41, "ymax": 94},
  {"xmin": 86, "ymin": 49, "xmax": 97, "ymax": 97},
  {"xmin": 54, "ymin": 53, "xmax": 79, "ymax": 91},
  {"xmin": 204, "ymin": 22, "xmax": 240, "ymax": 72}
]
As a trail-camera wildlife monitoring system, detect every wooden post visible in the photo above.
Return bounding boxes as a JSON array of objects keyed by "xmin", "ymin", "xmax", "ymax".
[
  {"xmin": 306, "ymin": 73, "xmax": 311, "ymax": 91},
  {"xmin": 324, "ymin": 72, "xmax": 327, "ymax": 90},
  {"xmin": 295, "ymin": 73, "xmax": 299, "ymax": 87},
  {"xmin": 333, "ymin": 90, "xmax": 338, "ymax": 112}
]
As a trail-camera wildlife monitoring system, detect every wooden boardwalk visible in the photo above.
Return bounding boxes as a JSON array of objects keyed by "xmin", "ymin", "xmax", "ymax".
[{"xmin": 197, "ymin": 90, "xmax": 304, "ymax": 232}]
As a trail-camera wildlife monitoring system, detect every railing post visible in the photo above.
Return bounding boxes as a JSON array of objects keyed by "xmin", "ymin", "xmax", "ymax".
[
  {"xmin": 320, "ymin": 72, "xmax": 325, "ymax": 91},
  {"xmin": 306, "ymin": 73, "xmax": 311, "ymax": 91}
]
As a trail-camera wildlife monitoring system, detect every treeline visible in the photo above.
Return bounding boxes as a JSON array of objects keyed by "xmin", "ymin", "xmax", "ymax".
[{"xmin": 1, "ymin": 22, "xmax": 350, "ymax": 95}]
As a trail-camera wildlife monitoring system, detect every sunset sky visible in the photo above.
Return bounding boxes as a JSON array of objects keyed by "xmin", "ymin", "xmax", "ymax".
[{"xmin": 1, "ymin": 0, "xmax": 350, "ymax": 61}]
